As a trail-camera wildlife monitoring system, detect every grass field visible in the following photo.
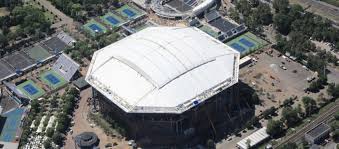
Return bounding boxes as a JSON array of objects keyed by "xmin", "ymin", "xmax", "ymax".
[
  {"xmin": 17, "ymin": 80, "xmax": 45, "ymax": 100},
  {"xmin": 83, "ymin": 19, "xmax": 108, "ymax": 37},
  {"xmin": 100, "ymin": 12, "xmax": 127, "ymax": 28},
  {"xmin": 321, "ymin": 0, "xmax": 339, "ymax": 7},
  {"xmin": 226, "ymin": 32, "xmax": 268, "ymax": 56},
  {"xmin": 40, "ymin": 70, "xmax": 67, "ymax": 90}
]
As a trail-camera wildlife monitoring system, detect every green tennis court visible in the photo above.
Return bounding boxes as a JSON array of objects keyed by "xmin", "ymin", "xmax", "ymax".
[
  {"xmin": 226, "ymin": 32, "xmax": 268, "ymax": 56},
  {"xmin": 83, "ymin": 19, "xmax": 108, "ymax": 37},
  {"xmin": 101, "ymin": 12, "xmax": 127, "ymax": 28},
  {"xmin": 40, "ymin": 70, "xmax": 67, "ymax": 90},
  {"xmin": 116, "ymin": 5, "xmax": 145, "ymax": 19},
  {"xmin": 25, "ymin": 45, "xmax": 51, "ymax": 61},
  {"xmin": 17, "ymin": 80, "xmax": 45, "ymax": 100}
]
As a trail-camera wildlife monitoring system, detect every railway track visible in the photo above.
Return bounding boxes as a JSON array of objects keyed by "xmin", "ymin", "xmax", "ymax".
[{"xmin": 274, "ymin": 100, "xmax": 339, "ymax": 148}]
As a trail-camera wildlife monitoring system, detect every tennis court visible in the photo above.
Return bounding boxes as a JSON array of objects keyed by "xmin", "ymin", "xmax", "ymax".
[
  {"xmin": 230, "ymin": 43, "xmax": 247, "ymax": 54},
  {"xmin": 25, "ymin": 45, "xmax": 51, "ymax": 62},
  {"xmin": 83, "ymin": 19, "xmax": 107, "ymax": 37},
  {"xmin": 40, "ymin": 70, "xmax": 67, "ymax": 89},
  {"xmin": 0, "ymin": 108, "xmax": 25, "ymax": 142},
  {"xmin": 116, "ymin": 5, "xmax": 145, "ymax": 19},
  {"xmin": 101, "ymin": 12, "xmax": 127, "ymax": 28},
  {"xmin": 17, "ymin": 80, "xmax": 45, "ymax": 100},
  {"xmin": 226, "ymin": 32, "xmax": 268, "ymax": 56}
]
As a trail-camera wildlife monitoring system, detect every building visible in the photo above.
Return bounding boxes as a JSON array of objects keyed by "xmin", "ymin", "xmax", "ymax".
[
  {"xmin": 236, "ymin": 127, "xmax": 270, "ymax": 149},
  {"xmin": 52, "ymin": 53, "xmax": 80, "ymax": 81},
  {"xmin": 86, "ymin": 27, "xmax": 240, "ymax": 146},
  {"xmin": 74, "ymin": 132, "xmax": 99, "ymax": 149},
  {"xmin": 305, "ymin": 123, "xmax": 331, "ymax": 144}
]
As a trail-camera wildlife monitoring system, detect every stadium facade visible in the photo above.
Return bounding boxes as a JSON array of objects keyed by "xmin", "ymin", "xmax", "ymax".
[{"xmin": 86, "ymin": 27, "xmax": 240, "ymax": 146}]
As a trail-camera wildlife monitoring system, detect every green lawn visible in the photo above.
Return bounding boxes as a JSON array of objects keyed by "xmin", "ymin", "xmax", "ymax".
[
  {"xmin": 321, "ymin": 0, "xmax": 339, "ymax": 7},
  {"xmin": 17, "ymin": 80, "xmax": 45, "ymax": 100},
  {"xmin": 39, "ymin": 70, "xmax": 67, "ymax": 90}
]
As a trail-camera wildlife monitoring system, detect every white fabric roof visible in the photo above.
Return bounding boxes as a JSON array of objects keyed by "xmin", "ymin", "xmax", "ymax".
[
  {"xmin": 236, "ymin": 127, "xmax": 270, "ymax": 149},
  {"xmin": 86, "ymin": 27, "xmax": 239, "ymax": 113}
]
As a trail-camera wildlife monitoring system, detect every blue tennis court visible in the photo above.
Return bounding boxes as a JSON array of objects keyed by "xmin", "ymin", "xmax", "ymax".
[
  {"xmin": 123, "ymin": 9, "xmax": 136, "ymax": 17},
  {"xmin": 231, "ymin": 43, "xmax": 247, "ymax": 54},
  {"xmin": 89, "ymin": 24, "xmax": 103, "ymax": 32},
  {"xmin": 106, "ymin": 16, "xmax": 120, "ymax": 25},
  {"xmin": 0, "ymin": 108, "xmax": 25, "ymax": 142},
  {"xmin": 23, "ymin": 84, "xmax": 38, "ymax": 95},
  {"xmin": 239, "ymin": 38, "xmax": 255, "ymax": 47},
  {"xmin": 45, "ymin": 74, "xmax": 60, "ymax": 85}
]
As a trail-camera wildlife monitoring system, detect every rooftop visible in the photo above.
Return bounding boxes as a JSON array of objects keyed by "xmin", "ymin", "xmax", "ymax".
[
  {"xmin": 86, "ymin": 27, "xmax": 239, "ymax": 114},
  {"xmin": 237, "ymin": 127, "xmax": 270, "ymax": 149},
  {"xmin": 306, "ymin": 123, "xmax": 331, "ymax": 138}
]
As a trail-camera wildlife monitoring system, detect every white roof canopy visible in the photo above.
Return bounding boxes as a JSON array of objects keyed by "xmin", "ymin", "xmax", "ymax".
[{"xmin": 86, "ymin": 27, "xmax": 239, "ymax": 113}]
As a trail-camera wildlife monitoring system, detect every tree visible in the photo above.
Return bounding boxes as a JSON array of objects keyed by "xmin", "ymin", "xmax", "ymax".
[
  {"xmin": 262, "ymin": 107, "xmax": 276, "ymax": 119},
  {"xmin": 229, "ymin": 8, "xmax": 240, "ymax": 23},
  {"xmin": 281, "ymin": 107, "xmax": 301, "ymax": 127},
  {"xmin": 267, "ymin": 119, "xmax": 284, "ymax": 137},
  {"xmin": 327, "ymin": 83, "xmax": 339, "ymax": 99},
  {"xmin": 206, "ymin": 139, "xmax": 215, "ymax": 149},
  {"xmin": 333, "ymin": 129, "xmax": 339, "ymax": 142},
  {"xmin": 52, "ymin": 132, "xmax": 64, "ymax": 145},
  {"xmin": 302, "ymin": 96, "xmax": 317, "ymax": 116},
  {"xmin": 43, "ymin": 138, "xmax": 52, "ymax": 149},
  {"xmin": 256, "ymin": 2, "xmax": 272, "ymax": 25},
  {"xmin": 236, "ymin": 0, "xmax": 252, "ymax": 16},
  {"xmin": 273, "ymin": 13, "xmax": 292, "ymax": 35},
  {"xmin": 46, "ymin": 127, "xmax": 55, "ymax": 138},
  {"xmin": 0, "ymin": 33, "xmax": 7, "ymax": 48},
  {"xmin": 278, "ymin": 142, "xmax": 297, "ymax": 149},
  {"xmin": 273, "ymin": 0, "xmax": 289, "ymax": 13}
]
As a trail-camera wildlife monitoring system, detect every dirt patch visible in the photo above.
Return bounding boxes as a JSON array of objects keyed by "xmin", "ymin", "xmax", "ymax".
[{"xmin": 0, "ymin": 7, "xmax": 9, "ymax": 17}]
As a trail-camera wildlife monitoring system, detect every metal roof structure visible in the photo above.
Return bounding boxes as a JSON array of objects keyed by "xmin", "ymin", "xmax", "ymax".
[
  {"xmin": 237, "ymin": 127, "xmax": 270, "ymax": 149},
  {"xmin": 86, "ymin": 27, "xmax": 239, "ymax": 114},
  {"xmin": 305, "ymin": 123, "xmax": 331, "ymax": 138},
  {"xmin": 52, "ymin": 53, "xmax": 80, "ymax": 81}
]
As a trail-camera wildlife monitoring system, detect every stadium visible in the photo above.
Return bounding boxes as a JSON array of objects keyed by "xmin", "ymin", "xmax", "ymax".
[{"xmin": 86, "ymin": 27, "xmax": 240, "ymax": 146}]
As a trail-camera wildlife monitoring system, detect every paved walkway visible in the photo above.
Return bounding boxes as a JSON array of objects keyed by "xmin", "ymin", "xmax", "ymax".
[
  {"xmin": 64, "ymin": 88, "xmax": 130, "ymax": 149},
  {"xmin": 35, "ymin": 0, "xmax": 74, "ymax": 30}
]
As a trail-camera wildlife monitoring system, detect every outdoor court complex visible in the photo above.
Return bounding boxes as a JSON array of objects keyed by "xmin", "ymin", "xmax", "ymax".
[
  {"xmin": 40, "ymin": 70, "xmax": 67, "ymax": 89},
  {"xmin": 17, "ymin": 80, "xmax": 45, "ymax": 100},
  {"xmin": 226, "ymin": 32, "xmax": 268, "ymax": 56}
]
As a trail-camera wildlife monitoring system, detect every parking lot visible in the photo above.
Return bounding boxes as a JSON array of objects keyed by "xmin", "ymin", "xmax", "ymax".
[{"xmin": 239, "ymin": 49, "xmax": 316, "ymax": 116}]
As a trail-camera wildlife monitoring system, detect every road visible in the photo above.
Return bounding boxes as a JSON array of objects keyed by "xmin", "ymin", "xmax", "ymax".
[
  {"xmin": 289, "ymin": 0, "xmax": 339, "ymax": 24},
  {"xmin": 274, "ymin": 100, "xmax": 339, "ymax": 148},
  {"xmin": 35, "ymin": 0, "xmax": 74, "ymax": 30}
]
